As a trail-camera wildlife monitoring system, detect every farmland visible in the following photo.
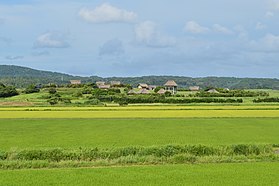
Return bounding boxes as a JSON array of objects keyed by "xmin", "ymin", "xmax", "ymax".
[
  {"xmin": 0, "ymin": 105, "xmax": 279, "ymax": 185},
  {"xmin": 1, "ymin": 163, "xmax": 279, "ymax": 186},
  {"xmin": 0, "ymin": 118, "xmax": 279, "ymax": 149}
]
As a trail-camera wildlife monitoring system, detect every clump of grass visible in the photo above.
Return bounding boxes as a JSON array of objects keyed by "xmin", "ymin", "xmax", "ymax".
[{"xmin": 0, "ymin": 144, "xmax": 277, "ymax": 170}]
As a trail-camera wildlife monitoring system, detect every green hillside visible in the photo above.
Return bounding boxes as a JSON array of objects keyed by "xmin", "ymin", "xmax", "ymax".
[{"xmin": 0, "ymin": 65, "xmax": 279, "ymax": 89}]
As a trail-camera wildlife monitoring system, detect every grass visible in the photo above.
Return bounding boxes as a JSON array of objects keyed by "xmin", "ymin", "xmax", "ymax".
[
  {"xmin": 0, "ymin": 163, "xmax": 279, "ymax": 185},
  {"xmin": 0, "ymin": 109, "xmax": 279, "ymax": 118},
  {"xmin": 0, "ymin": 118, "xmax": 279, "ymax": 150}
]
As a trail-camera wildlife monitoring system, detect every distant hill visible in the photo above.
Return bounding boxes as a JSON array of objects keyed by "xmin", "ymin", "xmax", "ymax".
[{"xmin": 0, "ymin": 65, "xmax": 279, "ymax": 89}]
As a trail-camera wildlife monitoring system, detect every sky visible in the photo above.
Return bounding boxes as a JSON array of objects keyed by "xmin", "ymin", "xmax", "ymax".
[{"xmin": 0, "ymin": 0, "xmax": 279, "ymax": 78}]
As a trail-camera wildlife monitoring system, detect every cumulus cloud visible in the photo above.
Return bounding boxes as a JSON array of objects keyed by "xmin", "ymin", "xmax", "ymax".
[
  {"xmin": 5, "ymin": 55, "xmax": 24, "ymax": 60},
  {"xmin": 255, "ymin": 22, "xmax": 266, "ymax": 30},
  {"xmin": 99, "ymin": 39, "xmax": 124, "ymax": 56},
  {"xmin": 268, "ymin": 0, "xmax": 279, "ymax": 10},
  {"xmin": 79, "ymin": 3, "xmax": 137, "ymax": 23},
  {"xmin": 32, "ymin": 51, "xmax": 50, "ymax": 56},
  {"xmin": 135, "ymin": 21, "xmax": 176, "ymax": 47},
  {"xmin": 34, "ymin": 32, "xmax": 70, "ymax": 49},
  {"xmin": 184, "ymin": 21, "xmax": 209, "ymax": 34},
  {"xmin": 213, "ymin": 24, "xmax": 233, "ymax": 34},
  {"xmin": 250, "ymin": 34, "xmax": 279, "ymax": 52},
  {"xmin": 265, "ymin": 11, "xmax": 274, "ymax": 18}
]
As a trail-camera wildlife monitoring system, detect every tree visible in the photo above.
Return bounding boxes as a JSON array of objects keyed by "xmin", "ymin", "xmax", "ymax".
[
  {"xmin": 0, "ymin": 84, "xmax": 18, "ymax": 98},
  {"xmin": 24, "ymin": 84, "xmax": 40, "ymax": 94}
]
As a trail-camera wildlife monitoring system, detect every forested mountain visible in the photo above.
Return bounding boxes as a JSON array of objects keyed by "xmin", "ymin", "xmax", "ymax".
[{"xmin": 1, "ymin": 65, "xmax": 279, "ymax": 89}]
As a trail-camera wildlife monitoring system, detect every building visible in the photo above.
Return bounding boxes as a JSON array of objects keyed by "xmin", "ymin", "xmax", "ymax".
[
  {"xmin": 110, "ymin": 81, "xmax": 121, "ymax": 86},
  {"xmin": 138, "ymin": 83, "xmax": 149, "ymax": 89},
  {"xmin": 96, "ymin": 81, "xmax": 105, "ymax": 86},
  {"xmin": 98, "ymin": 85, "xmax": 111, "ymax": 89},
  {"xmin": 138, "ymin": 89, "xmax": 150, "ymax": 94},
  {"xmin": 148, "ymin": 85, "xmax": 157, "ymax": 90},
  {"xmin": 157, "ymin": 88, "xmax": 166, "ymax": 94},
  {"xmin": 70, "ymin": 80, "xmax": 81, "ymax": 85},
  {"xmin": 207, "ymin": 89, "xmax": 219, "ymax": 93},
  {"xmin": 189, "ymin": 86, "xmax": 200, "ymax": 91},
  {"xmin": 164, "ymin": 80, "xmax": 178, "ymax": 94}
]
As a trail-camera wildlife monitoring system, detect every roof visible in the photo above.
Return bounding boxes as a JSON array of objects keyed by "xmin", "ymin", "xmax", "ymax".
[
  {"xmin": 96, "ymin": 81, "xmax": 105, "ymax": 86},
  {"xmin": 110, "ymin": 81, "xmax": 121, "ymax": 85},
  {"xmin": 138, "ymin": 83, "xmax": 149, "ymax": 88},
  {"xmin": 164, "ymin": 80, "xmax": 177, "ymax": 87},
  {"xmin": 70, "ymin": 80, "xmax": 81, "ymax": 84},
  {"xmin": 98, "ymin": 85, "xmax": 111, "ymax": 89},
  {"xmin": 207, "ymin": 89, "xmax": 219, "ymax": 93},
  {"xmin": 157, "ymin": 88, "xmax": 166, "ymax": 94},
  {"xmin": 138, "ymin": 89, "xmax": 150, "ymax": 94},
  {"xmin": 189, "ymin": 86, "xmax": 200, "ymax": 91}
]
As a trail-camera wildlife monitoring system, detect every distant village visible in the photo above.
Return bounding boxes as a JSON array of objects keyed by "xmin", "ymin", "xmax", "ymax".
[{"xmin": 69, "ymin": 79, "xmax": 219, "ymax": 95}]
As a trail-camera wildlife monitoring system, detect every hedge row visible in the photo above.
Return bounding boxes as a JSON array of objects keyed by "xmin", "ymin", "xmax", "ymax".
[
  {"xmin": 0, "ymin": 144, "xmax": 273, "ymax": 162},
  {"xmin": 253, "ymin": 97, "xmax": 279, "ymax": 103},
  {"xmin": 98, "ymin": 95, "xmax": 243, "ymax": 104}
]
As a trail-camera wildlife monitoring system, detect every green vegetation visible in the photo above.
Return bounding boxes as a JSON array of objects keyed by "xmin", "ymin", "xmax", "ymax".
[
  {"xmin": 0, "ymin": 163, "xmax": 279, "ymax": 185},
  {"xmin": 1, "ymin": 65, "xmax": 279, "ymax": 89},
  {"xmin": 254, "ymin": 97, "xmax": 279, "ymax": 103},
  {"xmin": 0, "ymin": 109, "xmax": 279, "ymax": 118},
  {"xmin": 0, "ymin": 144, "xmax": 277, "ymax": 170},
  {"xmin": 0, "ymin": 83, "xmax": 18, "ymax": 98},
  {"xmin": 0, "ymin": 118, "xmax": 279, "ymax": 149}
]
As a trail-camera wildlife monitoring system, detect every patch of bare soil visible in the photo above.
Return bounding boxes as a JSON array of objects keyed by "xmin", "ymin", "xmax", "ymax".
[{"xmin": 0, "ymin": 101, "xmax": 34, "ymax": 106}]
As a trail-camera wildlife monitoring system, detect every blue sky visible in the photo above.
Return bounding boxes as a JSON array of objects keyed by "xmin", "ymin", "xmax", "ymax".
[{"xmin": 0, "ymin": 0, "xmax": 279, "ymax": 77}]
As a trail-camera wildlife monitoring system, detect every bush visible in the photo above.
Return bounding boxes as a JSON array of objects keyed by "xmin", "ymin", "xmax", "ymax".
[
  {"xmin": 48, "ymin": 88, "xmax": 57, "ymax": 94},
  {"xmin": 253, "ymin": 97, "xmax": 279, "ymax": 103},
  {"xmin": 24, "ymin": 84, "xmax": 40, "ymax": 94},
  {"xmin": 0, "ymin": 85, "xmax": 18, "ymax": 98},
  {"xmin": 84, "ymin": 99, "xmax": 102, "ymax": 105}
]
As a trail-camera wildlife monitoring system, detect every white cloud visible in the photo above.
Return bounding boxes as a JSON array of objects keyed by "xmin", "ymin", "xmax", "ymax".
[
  {"xmin": 268, "ymin": 0, "xmax": 279, "ymax": 10},
  {"xmin": 233, "ymin": 25, "xmax": 248, "ymax": 40},
  {"xmin": 184, "ymin": 21, "xmax": 209, "ymax": 34},
  {"xmin": 213, "ymin": 24, "xmax": 233, "ymax": 34},
  {"xmin": 5, "ymin": 55, "xmax": 24, "ymax": 60},
  {"xmin": 32, "ymin": 51, "xmax": 50, "ymax": 56},
  {"xmin": 250, "ymin": 34, "xmax": 279, "ymax": 52},
  {"xmin": 265, "ymin": 11, "xmax": 274, "ymax": 18},
  {"xmin": 79, "ymin": 3, "xmax": 137, "ymax": 23},
  {"xmin": 135, "ymin": 21, "xmax": 176, "ymax": 47},
  {"xmin": 255, "ymin": 22, "xmax": 266, "ymax": 30},
  {"xmin": 34, "ymin": 32, "xmax": 70, "ymax": 49},
  {"xmin": 99, "ymin": 39, "xmax": 124, "ymax": 56}
]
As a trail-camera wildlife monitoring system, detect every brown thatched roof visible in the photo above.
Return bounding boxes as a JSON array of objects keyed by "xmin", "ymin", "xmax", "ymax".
[
  {"xmin": 96, "ymin": 81, "xmax": 105, "ymax": 86},
  {"xmin": 189, "ymin": 86, "xmax": 200, "ymax": 91},
  {"xmin": 98, "ymin": 85, "xmax": 110, "ymax": 89},
  {"xmin": 164, "ymin": 80, "xmax": 177, "ymax": 87},
  {"xmin": 207, "ymin": 89, "xmax": 219, "ymax": 93},
  {"xmin": 157, "ymin": 88, "xmax": 166, "ymax": 94},
  {"xmin": 70, "ymin": 80, "xmax": 81, "ymax": 85},
  {"xmin": 138, "ymin": 89, "xmax": 150, "ymax": 94},
  {"xmin": 138, "ymin": 83, "xmax": 149, "ymax": 88}
]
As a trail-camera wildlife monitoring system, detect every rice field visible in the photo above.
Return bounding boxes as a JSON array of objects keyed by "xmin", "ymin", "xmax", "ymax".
[
  {"xmin": 0, "ymin": 109, "xmax": 279, "ymax": 118},
  {"xmin": 0, "ymin": 163, "xmax": 278, "ymax": 186},
  {"xmin": 0, "ymin": 105, "xmax": 279, "ymax": 185},
  {"xmin": 0, "ymin": 118, "xmax": 278, "ymax": 150}
]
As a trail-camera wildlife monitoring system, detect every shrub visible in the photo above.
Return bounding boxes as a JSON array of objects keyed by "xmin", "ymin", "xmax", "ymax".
[
  {"xmin": 24, "ymin": 84, "xmax": 40, "ymax": 94},
  {"xmin": 48, "ymin": 88, "xmax": 57, "ymax": 94}
]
